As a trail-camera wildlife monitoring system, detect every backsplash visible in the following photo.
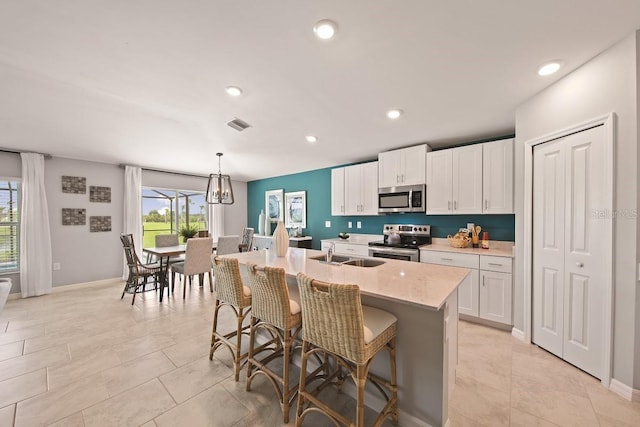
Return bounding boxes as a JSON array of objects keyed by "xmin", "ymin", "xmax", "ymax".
[{"xmin": 247, "ymin": 164, "xmax": 515, "ymax": 250}]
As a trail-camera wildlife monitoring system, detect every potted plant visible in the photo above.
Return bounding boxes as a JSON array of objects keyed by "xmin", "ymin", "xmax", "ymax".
[{"xmin": 179, "ymin": 224, "xmax": 200, "ymax": 243}]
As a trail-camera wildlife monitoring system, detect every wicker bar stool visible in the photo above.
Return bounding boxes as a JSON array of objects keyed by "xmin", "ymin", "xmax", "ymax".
[
  {"xmin": 245, "ymin": 263, "xmax": 302, "ymax": 423},
  {"xmin": 295, "ymin": 273, "xmax": 399, "ymax": 427},
  {"xmin": 210, "ymin": 256, "xmax": 252, "ymax": 381}
]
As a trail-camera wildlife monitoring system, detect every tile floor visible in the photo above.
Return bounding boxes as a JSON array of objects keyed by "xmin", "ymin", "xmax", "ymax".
[{"xmin": 0, "ymin": 280, "xmax": 639, "ymax": 426}]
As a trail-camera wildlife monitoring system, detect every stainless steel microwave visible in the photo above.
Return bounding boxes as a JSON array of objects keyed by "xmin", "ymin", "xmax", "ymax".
[{"xmin": 378, "ymin": 184, "xmax": 425, "ymax": 213}]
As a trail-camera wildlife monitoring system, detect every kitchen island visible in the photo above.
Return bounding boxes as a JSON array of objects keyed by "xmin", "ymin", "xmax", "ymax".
[{"xmin": 220, "ymin": 248, "xmax": 470, "ymax": 427}]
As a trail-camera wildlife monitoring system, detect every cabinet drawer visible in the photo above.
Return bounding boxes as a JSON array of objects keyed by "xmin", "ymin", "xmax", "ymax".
[
  {"xmin": 420, "ymin": 251, "xmax": 479, "ymax": 269},
  {"xmin": 480, "ymin": 255, "xmax": 512, "ymax": 273},
  {"xmin": 333, "ymin": 243, "xmax": 370, "ymax": 257}
]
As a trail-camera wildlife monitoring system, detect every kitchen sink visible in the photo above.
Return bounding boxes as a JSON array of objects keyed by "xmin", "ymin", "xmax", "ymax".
[
  {"xmin": 309, "ymin": 254, "xmax": 385, "ymax": 268},
  {"xmin": 341, "ymin": 258, "xmax": 385, "ymax": 267},
  {"xmin": 309, "ymin": 254, "xmax": 351, "ymax": 263}
]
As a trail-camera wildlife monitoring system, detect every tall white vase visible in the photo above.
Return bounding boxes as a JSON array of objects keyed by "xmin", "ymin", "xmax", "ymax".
[
  {"xmin": 258, "ymin": 209, "xmax": 265, "ymax": 235},
  {"xmin": 264, "ymin": 216, "xmax": 271, "ymax": 236},
  {"xmin": 273, "ymin": 220, "xmax": 288, "ymax": 257}
]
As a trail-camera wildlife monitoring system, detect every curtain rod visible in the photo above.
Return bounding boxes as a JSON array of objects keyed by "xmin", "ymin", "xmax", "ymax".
[
  {"xmin": 118, "ymin": 163, "xmax": 209, "ymax": 179},
  {"xmin": 0, "ymin": 148, "xmax": 52, "ymax": 159}
]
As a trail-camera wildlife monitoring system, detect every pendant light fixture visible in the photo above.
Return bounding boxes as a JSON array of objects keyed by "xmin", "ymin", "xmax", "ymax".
[{"xmin": 206, "ymin": 153, "xmax": 234, "ymax": 204}]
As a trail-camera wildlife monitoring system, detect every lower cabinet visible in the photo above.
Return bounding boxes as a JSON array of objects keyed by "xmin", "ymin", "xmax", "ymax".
[{"xmin": 420, "ymin": 250, "xmax": 513, "ymax": 326}]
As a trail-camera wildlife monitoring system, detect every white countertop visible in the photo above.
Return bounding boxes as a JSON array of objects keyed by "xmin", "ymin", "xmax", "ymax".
[
  {"xmin": 321, "ymin": 234, "xmax": 382, "ymax": 245},
  {"xmin": 421, "ymin": 238, "xmax": 514, "ymax": 258},
  {"xmin": 221, "ymin": 248, "xmax": 470, "ymax": 310}
]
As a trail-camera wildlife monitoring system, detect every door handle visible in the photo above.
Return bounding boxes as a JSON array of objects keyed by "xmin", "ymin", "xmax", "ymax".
[
  {"xmin": 454, "ymin": 200, "xmax": 457, "ymax": 210},
  {"xmin": 576, "ymin": 262, "xmax": 584, "ymax": 268},
  {"xmin": 448, "ymin": 201, "xmax": 451, "ymax": 210},
  {"xmin": 485, "ymin": 200, "xmax": 488, "ymax": 209}
]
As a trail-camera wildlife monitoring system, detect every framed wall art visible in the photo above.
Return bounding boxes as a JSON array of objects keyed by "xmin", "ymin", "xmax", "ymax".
[
  {"xmin": 284, "ymin": 191, "xmax": 306, "ymax": 228},
  {"xmin": 61, "ymin": 176, "xmax": 86, "ymax": 194},
  {"xmin": 265, "ymin": 189, "xmax": 284, "ymax": 223},
  {"xmin": 89, "ymin": 185, "xmax": 111, "ymax": 203}
]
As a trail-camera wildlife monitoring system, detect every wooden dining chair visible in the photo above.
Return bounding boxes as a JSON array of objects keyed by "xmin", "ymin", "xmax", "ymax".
[
  {"xmin": 120, "ymin": 233, "xmax": 162, "ymax": 305},
  {"xmin": 170, "ymin": 237, "xmax": 214, "ymax": 298}
]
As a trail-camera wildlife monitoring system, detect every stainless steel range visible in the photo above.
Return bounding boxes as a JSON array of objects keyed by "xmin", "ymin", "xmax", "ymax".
[{"xmin": 368, "ymin": 224, "xmax": 431, "ymax": 262}]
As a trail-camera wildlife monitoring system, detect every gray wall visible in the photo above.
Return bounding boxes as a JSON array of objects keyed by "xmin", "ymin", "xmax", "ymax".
[
  {"xmin": 2, "ymin": 155, "xmax": 248, "ymax": 294},
  {"xmin": 514, "ymin": 31, "xmax": 639, "ymax": 388},
  {"xmin": 46, "ymin": 157, "xmax": 125, "ymax": 287},
  {"xmin": 0, "ymin": 151, "xmax": 21, "ymax": 293}
]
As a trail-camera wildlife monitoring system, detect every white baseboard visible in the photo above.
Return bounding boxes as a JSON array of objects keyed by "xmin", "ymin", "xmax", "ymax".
[
  {"xmin": 609, "ymin": 379, "xmax": 640, "ymax": 401},
  {"xmin": 511, "ymin": 327, "xmax": 525, "ymax": 342},
  {"xmin": 7, "ymin": 277, "xmax": 122, "ymax": 300}
]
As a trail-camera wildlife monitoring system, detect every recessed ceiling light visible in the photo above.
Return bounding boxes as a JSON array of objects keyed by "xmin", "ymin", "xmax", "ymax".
[
  {"xmin": 537, "ymin": 61, "xmax": 561, "ymax": 76},
  {"xmin": 225, "ymin": 86, "xmax": 243, "ymax": 97},
  {"xmin": 313, "ymin": 19, "xmax": 338, "ymax": 40},
  {"xmin": 386, "ymin": 109, "xmax": 403, "ymax": 119},
  {"xmin": 305, "ymin": 135, "xmax": 318, "ymax": 143}
]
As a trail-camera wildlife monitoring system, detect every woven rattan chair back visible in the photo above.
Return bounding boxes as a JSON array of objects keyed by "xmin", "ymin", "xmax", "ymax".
[
  {"xmin": 212, "ymin": 256, "xmax": 250, "ymax": 308},
  {"xmin": 155, "ymin": 234, "xmax": 179, "ymax": 247},
  {"xmin": 246, "ymin": 263, "xmax": 292, "ymax": 330},
  {"xmin": 297, "ymin": 273, "xmax": 366, "ymax": 364}
]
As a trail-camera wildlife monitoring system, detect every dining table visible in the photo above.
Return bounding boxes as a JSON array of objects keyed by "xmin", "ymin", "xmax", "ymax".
[{"xmin": 143, "ymin": 241, "xmax": 248, "ymax": 301}]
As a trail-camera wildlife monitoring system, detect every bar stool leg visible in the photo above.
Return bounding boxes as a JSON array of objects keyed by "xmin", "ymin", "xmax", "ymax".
[
  {"xmin": 210, "ymin": 299, "xmax": 221, "ymax": 360},
  {"xmin": 234, "ymin": 307, "xmax": 244, "ymax": 381},
  {"xmin": 295, "ymin": 341, "xmax": 310, "ymax": 427}
]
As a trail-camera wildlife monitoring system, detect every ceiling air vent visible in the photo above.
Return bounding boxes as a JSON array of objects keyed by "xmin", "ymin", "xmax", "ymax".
[{"xmin": 226, "ymin": 118, "xmax": 251, "ymax": 132}]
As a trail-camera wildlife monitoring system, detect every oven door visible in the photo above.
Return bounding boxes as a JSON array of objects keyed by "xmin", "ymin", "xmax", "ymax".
[{"xmin": 368, "ymin": 246, "xmax": 419, "ymax": 262}]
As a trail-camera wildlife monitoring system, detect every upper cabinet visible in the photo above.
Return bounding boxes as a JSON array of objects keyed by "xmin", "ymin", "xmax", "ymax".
[
  {"xmin": 378, "ymin": 144, "xmax": 430, "ymax": 188},
  {"xmin": 345, "ymin": 162, "xmax": 379, "ymax": 215},
  {"xmin": 482, "ymin": 138, "xmax": 514, "ymax": 214},
  {"xmin": 427, "ymin": 144, "xmax": 483, "ymax": 214},
  {"xmin": 426, "ymin": 138, "xmax": 513, "ymax": 214},
  {"xmin": 331, "ymin": 162, "xmax": 379, "ymax": 216},
  {"xmin": 331, "ymin": 168, "xmax": 345, "ymax": 216}
]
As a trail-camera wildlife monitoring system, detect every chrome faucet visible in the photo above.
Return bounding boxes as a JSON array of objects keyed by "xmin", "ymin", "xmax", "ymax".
[{"xmin": 327, "ymin": 242, "xmax": 335, "ymax": 263}]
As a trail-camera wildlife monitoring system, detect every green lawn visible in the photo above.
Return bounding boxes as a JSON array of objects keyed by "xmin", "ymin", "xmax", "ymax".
[{"xmin": 142, "ymin": 221, "xmax": 207, "ymax": 247}]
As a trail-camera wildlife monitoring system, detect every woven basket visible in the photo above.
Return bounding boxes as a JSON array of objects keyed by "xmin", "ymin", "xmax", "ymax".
[{"xmin": 447, "ymin": 234, "xmax": 471, "ymax": 248}]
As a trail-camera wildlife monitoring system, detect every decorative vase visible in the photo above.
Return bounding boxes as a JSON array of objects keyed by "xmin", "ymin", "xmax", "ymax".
[
  {"xmin": 258, "ymin": 209, "xmax": 265, "ymax": 235},
  {"xmin": 264, "ymin": 216, "xmax": 272, "ymax": 236},
  {"xmin": 273, "ymin": 220, "xmax": 288, "ymax": 257}
]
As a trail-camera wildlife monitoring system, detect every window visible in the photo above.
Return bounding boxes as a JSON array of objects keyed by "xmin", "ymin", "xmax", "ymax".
[
  {"xmin": 0, "ymin": 180, "xmax": 20, "ymax": 273},
  {"xmin": 141, "ymin": 188, "xmax": 208, "ymax": 248}
]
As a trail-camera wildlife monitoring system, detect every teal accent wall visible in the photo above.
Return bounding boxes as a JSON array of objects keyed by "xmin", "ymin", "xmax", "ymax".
[{"xmin": 247, "ymin": 164, "xmax": 515, "ymax": 250}]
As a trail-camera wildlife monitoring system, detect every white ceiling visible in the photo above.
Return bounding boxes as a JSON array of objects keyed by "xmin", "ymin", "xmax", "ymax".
[{"xmin": 1, "ymin": 1, "xmax": 640, "ymax": 182}]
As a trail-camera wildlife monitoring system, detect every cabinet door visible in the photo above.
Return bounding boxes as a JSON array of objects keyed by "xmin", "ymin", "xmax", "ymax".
[
  {"xmin": 426, "ymin": 150, "xmax": 452, "ymax": 214},
  {"xmin": 479, "ymin": 270, "xmax": 512, "ymax": 325},
  {"xmin": 344, "ymin": 164, "xmax": 362, "ymax": 215},
  {"xmin": 482, "ymin": 139, "xmax": 513, "ymax": 213},
  {"xmin": 452, "ymin": 145, "xmax": 483, "ymax": 214},
  {"xmin": 458, "ymin": 269, "xmax": 480, "ymax": 317},
  {"xmin": 360, "ymin": 161, "xmax": 379, "ymax": 215},
  {"xmin": 401, "ymin": 144, "xmax": 427, "ymax": 186},
  {"xmin": 378, "ymin": 150, "xmax": 401, "ymax": 187},
  {"xmin": 331, "ymin": 168, "xmax": 346, "ymax": 216}
]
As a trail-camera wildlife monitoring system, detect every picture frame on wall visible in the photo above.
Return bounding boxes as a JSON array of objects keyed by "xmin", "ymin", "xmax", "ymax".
[
  {"xmin": 285, "ymin": 191, "xmax": 306, "ymax": 228},
  {"xmin": 265, "ymin": 189, "xmax": 284, "ymax": 223}
]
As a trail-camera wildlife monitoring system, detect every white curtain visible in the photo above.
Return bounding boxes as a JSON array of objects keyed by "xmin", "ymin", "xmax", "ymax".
[
  {"xmin": 208, "ymin": 204, "xmax": 225, "ymax": 240},
  {"xmin": 19, "ymin": 153, "xmax": 52, "ymax": 298},
  {"xmin": 123, "ymin": 166, "xmax": 142, "ymax": 278}
]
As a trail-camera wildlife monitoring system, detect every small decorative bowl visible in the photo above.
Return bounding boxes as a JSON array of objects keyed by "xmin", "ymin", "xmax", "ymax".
[{"xmin": 338, "ymin": 232, "xmax": 350, "ymax": 240}]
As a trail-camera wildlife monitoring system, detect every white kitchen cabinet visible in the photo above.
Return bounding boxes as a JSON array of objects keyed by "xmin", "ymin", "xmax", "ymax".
[
  {"xmin": 344, "ymin": 162, "xmax": 379, "ymax": 216},
  {"xmin": 378, "ymin": 144, "xmax": 429, "ymax": 187},
  {"xmin": 331, "ymin": 168, "xmax": 345, "ymax": 216},
  {"xmin": 421, "ymin": 250, "xmax": 512, "ymax": 326},
  {"xmin": 479, "ymin": 270, "xmax": 512, "ymax": 325},
  {"xmin": 426, "ymin": 145, "xmax": 483, "ymax": 214},
  {"xmin": 482, "ymin": 138, "xmax": 514, "ymax": 213}
]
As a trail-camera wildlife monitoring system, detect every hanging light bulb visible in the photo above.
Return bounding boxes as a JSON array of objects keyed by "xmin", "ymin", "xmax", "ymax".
[{"xmin": 206, "ymin": 153, "xmax": 235, "ymax": 204}]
